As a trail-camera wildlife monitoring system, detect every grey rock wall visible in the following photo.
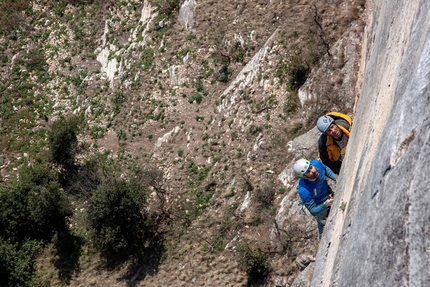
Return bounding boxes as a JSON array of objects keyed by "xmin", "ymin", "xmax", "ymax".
[{"xmin": 312, "ymin": 0, "xmax": 430, "ymax": 286}]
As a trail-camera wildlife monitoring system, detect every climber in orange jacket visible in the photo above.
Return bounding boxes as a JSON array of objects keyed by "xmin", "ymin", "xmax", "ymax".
[{"xmin": 316, "ymin": 112, "xmax": 352, "ymax": 175}]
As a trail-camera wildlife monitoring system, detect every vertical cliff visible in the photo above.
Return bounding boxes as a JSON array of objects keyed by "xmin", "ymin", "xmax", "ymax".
[{"xmin": 312, "ymin": 0, "xmax": 430, "ymax": 286}]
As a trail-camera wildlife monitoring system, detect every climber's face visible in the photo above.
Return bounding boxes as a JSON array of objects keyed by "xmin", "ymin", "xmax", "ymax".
[
  {"xmin": 327, "ymin": 123, "xmax": 342, "ymax": 140},
  {"xmin": 304, "ymin": 165, "xmax": 319, "ymax": 180}
]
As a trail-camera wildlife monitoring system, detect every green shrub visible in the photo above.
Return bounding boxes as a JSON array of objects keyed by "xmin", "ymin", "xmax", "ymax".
[
  {"xmin": 0, "ymin": 238, "xmax": 42, "ymax": 287},
  {"xmin": 181, "ymin": 182, "xmax": 216, "ymax": 220},
  {"xmin": 231, "ymin": 132, "xmax": 238, "ymax": 141},
  {"xmin": 232, "ymin": 42, "xmax": 246, "ymax": 63},
  {"xmin": 116, "ymin": 128, "xmax": 127, "ymax": 140},
  {"xmin": 177, "ymin": 48, "xmax": 191, "ymax": 61},
  {"xmin": 274, "ymin": 67, "xmax": 285, "ymax": 83},
  {"xmin": 236, "ymin": 242, "xmax": 271, "ymax": 285},
  {"xmin": 70, "ymin": 70, "xmax": 88, "ymax": 92},
  {"xmin": 187, "ymin": 160, "xmax": 199, "ymax": 174},
  {"xmin": 186, "ymin": 33, "xmax": 196, "ymax": 41},
  {"xmin": 112, "ymin": 92, "xmax": 127, "ymax": 115},
  {"xmin": 0, "ymin": 164, "xmax": 72, "ymax": 243},
  {"xmin": 195, "ymin": 78, "xmax": 208, "ymax": 96},
  {"xmin": 142, "ymin": 48, "xmax": 155, "ymax": 70},
  {"xmin": 188, "ymin": 93, "xmax": 202, "ymax": 104},
  {"xmin": 47, "ymin": 115, "xmax": 81, "ymax": 167},
  {"xmin": 90, "ymin": 125, "xmax": 106, "ymax": 139},
  {"xmin": 248, "ymin": 125, "xmax": 263, "ymax": 136},
  {"xmin": 278, "ymin": 187, "xmax": 286, "ymax": 194},
  {"xmin": 185, "ymin": 161, "xmax": 211, "ymax": 188},
  {"xmin": 202, "ymin": 133, "xmax": 209, "ymax": 140},
  {"xmin": 217, "ymin": 65, "xmax": 232, "ymax": 82},
  {"xmin": 28, "ymin": 180, "xmax": 73, "ymax": 237},
  {"xmin": 87, "ymin": 179, "xmax": 151, "ymax": 263},
  {"xmin": 286, "ymin": 62, "xmax": 309, "ymax": 91},
  {"xmin": 198, "ymin": 166, "xmax": 211, "ymax": 182},
  {"xmin": 283, "ymin": 90, "xmax": 300, "ymax": 117},
  {"xmin": 340, "ymin": 201, "xmax": 347, "ymax": 212}
]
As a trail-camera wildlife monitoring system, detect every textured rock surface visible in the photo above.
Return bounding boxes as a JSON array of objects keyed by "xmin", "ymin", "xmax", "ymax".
[{"xmin": 312, "ymin": 0, "xmax": 430, "ymax": 286}]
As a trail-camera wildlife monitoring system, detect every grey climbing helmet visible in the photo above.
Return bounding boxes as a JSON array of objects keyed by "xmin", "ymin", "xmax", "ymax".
[
  {"xmin": 317, "ymin": 115, "xmax": 334, "ymax": 133},
  {"xmin": 293, "ymin": 159, "xmax": 311, "ymax": 177}
]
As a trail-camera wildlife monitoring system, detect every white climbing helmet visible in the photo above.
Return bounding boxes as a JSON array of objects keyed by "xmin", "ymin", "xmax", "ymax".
[
  {"xmin": 293, "ymin": 159, "xmax": 311, "ymax": 177},
  {"xmin": 316, "ymin": 115, "xmax": 334, "ymax": 133}
]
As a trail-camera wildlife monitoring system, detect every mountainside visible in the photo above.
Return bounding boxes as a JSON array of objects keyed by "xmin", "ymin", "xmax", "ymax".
[
  {"xmin": 313, "ymin": 0, "xmax": 430, "ymax": 286},
  {"xmin": 0, "ymin": 0, "xmax": 367, "ymax": 286}
]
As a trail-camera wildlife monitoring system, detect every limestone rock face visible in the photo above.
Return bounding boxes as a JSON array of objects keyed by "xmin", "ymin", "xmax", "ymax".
[
  {"xmin": 178, "ymin": 0, "xmax": 196, "ymax": 30},
  {"xmin": 312, "ymin": 0, "xmax": 430, "ymax": 286}
]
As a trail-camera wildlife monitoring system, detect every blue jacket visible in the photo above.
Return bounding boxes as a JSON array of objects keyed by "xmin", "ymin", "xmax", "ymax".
[{"xmin": 297, "ymin": 160, "xmax": 337, "ymax": 216}]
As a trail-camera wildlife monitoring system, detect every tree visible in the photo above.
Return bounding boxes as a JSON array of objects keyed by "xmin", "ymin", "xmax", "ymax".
[
  {"xmin": 0, "ymin": 164, "xmax": 72, "ymax": 243},
  {"xmin": 0, "ymin": 239, "xmax": 41, "ymax": 287},
  {"xmin": 87, "ymin": 179, "xmax": 152, "ymax": 263},
  {"xmin": 47, "ymin": 115, "xmax": 81, "ymax": 167}
]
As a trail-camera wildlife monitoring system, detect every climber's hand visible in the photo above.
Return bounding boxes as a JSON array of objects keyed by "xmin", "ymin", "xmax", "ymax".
[{"xmin": 324, "ymin": 198, "xmax": 334, "ymax": 207}]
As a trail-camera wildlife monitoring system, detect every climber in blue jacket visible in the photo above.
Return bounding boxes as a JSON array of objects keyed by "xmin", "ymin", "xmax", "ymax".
[{"xmin": 293, "ymin": 158, "xmax": 337, "ymax": 241}]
